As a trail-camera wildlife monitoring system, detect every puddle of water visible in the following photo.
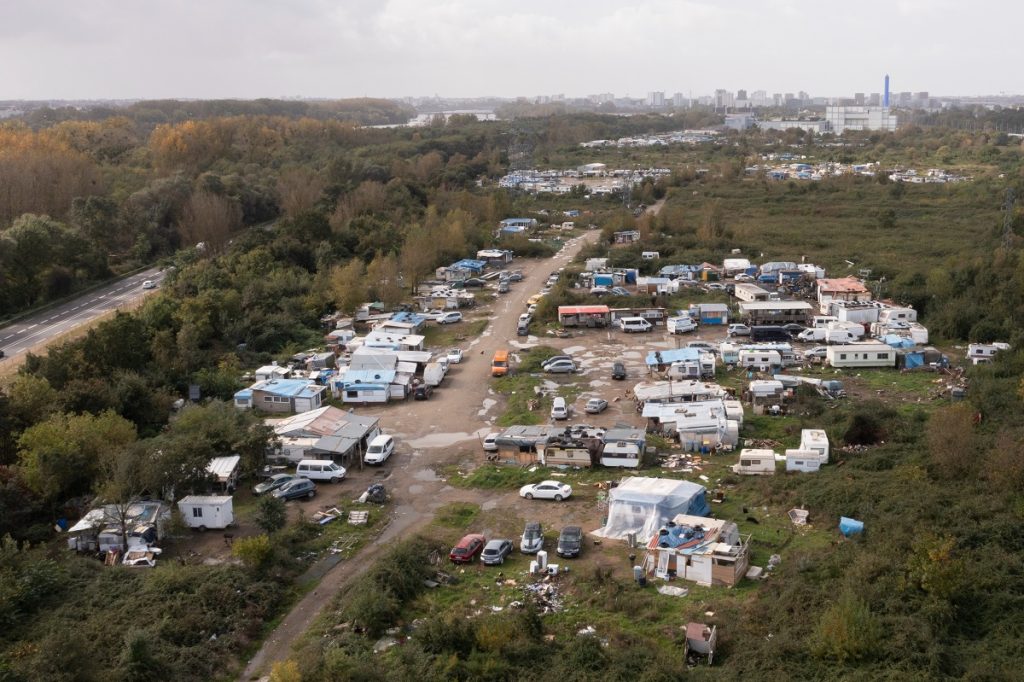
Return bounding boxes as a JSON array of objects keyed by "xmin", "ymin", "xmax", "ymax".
[
  {"xmin": 589, "ymin": 379, "xmax": 609, "ymax": 387},
  {"xmin": 405, "ymin": 432, "xmax": 478, "ymax": 449},
  {"xmin": 412, "ymin": 468, "xmax": 441, "ymax": 482},
  {"xmin": 477, "ymin": 397, "xmax": 498, "ymax": 417}
]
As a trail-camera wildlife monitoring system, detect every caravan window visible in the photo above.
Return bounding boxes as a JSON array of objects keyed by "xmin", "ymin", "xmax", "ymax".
[
  {"xmin": 839, "ymin": 354, "xmax": 847, "ymax": 360},
  {"xmin": 192, "ymin": 507, "xmax": 203, "ymax": 518},
  {"xmin": 741, "ymin": 459, "xmax": 753, "ymax": 467},
  {"xmin": 346, "ymin": 390, "xmax": 359, "ymax": 399},
  {"xmin": 878, "ymin": 353, "xmax": 889, "ymax": 359}
]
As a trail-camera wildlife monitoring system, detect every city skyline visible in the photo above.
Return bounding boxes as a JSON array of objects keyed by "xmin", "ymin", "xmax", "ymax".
[{"xmin": 1, "ymin": 0, "xmax": 1022, "ymax": 100}]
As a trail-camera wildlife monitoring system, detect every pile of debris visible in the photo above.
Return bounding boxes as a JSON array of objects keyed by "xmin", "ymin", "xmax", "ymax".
[
  {"xmin": 659, "ymin": 452, "xmax": 706, "ymax": 472},
  {"xmin": 521, "ymin": 579, "xmax": 565, "ymax": 614},
  {"xmin": 742, "ymin": 438, "xmax": 783, "ymax": 449}
]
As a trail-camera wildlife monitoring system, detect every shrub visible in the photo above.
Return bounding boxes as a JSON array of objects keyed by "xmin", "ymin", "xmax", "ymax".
[
  {"xmin": 812, "ymin": 593, "xmax": 882, "ymax": 663},
  {"xmin": 232, "ymin": 534, "xmax": 273, "ymax": 570},
  {"xmin": 254, "ymin": 495, "xmax": 287, "ymax": 534}
]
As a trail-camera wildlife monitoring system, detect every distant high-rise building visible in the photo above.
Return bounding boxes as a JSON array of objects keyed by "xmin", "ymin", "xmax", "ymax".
[
  {"xmin": 751, "ymin": 90, "xmax": 768, "ymax": 106},
  {"xmin": 672, "ymin": 92, "xmax": 688, "ymax": 108},
  {"xmin": 714, "ymin": 89, "xmax": 733, "ymax": 108},
  {"xmin": 737, "ymin": 89, "xmax": 748, "ymax": 101},
  {"xmin": 868, "ymin": 92, "xmax": 881, "ymax": 106},
  {"xmin": 773, "ymin": 93, "xmax": 783, "ymax": 107},
  {"xmin": 647, "ymin": 91, "xmax": 665, "ymax": 107},
  {"xmin": 898, "ymin": 91, "xmax": 912, "ymax": 106},
  {"xmin": 798, "ymin": 91, "xmax": 809, "ymax": 103},
  {"xmin": 854, "ymin": 92, "xmax": 865, "ymax": 105},
  {"xmin": 884, "ymin": 74, "xmax": 890, "ymax": 107}
]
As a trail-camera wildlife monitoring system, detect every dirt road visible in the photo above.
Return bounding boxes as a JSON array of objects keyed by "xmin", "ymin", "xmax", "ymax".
[{"xmin": 240, "ymin": 230, "xmax": 601, "ymax": 680}]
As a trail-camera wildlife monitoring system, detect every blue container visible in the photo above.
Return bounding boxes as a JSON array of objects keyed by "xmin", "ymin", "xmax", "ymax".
[{"xmin": 839, "ymin": 517, "xmax": 864, "ymax": 537}]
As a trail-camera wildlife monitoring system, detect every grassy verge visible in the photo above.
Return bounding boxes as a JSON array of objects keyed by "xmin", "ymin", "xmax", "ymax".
[
  {"xmin": 492, "ymin": 373, "xmax": 545, "ymax": 426},
  {"xmin": 421, "ymin": 318, "xmax": 489, "ymax": 348}
]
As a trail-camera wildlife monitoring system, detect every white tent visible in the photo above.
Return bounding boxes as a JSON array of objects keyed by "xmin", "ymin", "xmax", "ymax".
[{"xmin": 593, "ymin": 477, "xmax": 710, "ymax": 542}]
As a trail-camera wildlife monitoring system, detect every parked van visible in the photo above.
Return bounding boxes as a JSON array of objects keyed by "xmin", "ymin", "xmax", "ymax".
[
  {"xmin": 296, "ymin": 459, "xmax": 346, "ymax": 483},
  {"xmin": 667, "ymin": 316, "xmax": 697, "ymax": 335},
  {"xmin": 491, "ymin": 350, "xmax": 510, "ymax": 377},
  {"xmin": 619, "ymin": 317, "xmax": 653, "ymax": 333},
  {"xmin": 750, "ymin": 325, "xmax": 791, "ymax": 342},
  {"xmin": 551, "ymin": 397, "xmax": 569, "ymax": 420},
  {"xmin": 364, "ymin": 434, "xmax": 395, "ymax": 465},
  {"xmin": 812, "ymin": 315, "xmax": 838, "ymax": 329}
]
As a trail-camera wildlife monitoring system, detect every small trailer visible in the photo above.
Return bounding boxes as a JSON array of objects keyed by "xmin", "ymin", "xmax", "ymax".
[
  {"xmin": 178, "ymin": 495, "xmax": 234, "ymax": 531},
  {"xmin": 423, "ymin": 362, "xmax": 447, "ymax": 387}
]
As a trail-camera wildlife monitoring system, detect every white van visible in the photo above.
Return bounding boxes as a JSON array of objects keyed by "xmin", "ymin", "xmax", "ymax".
[
  {"xmin": 667, "ymin": 316, "xmax": 697, "ymax": 335},
  {"xmin": 619, "ymin": 317, "xmax": 653, "ymax": 333},
  {"xmin": 296, "ymin": 459, "xmax": 347, "ymax": 482},
  {"xmin": 364, "ymin": 435, "xmax": 395, "ymax": 465},
  {"xmin": 551, "ymin": 397, "xmax": 569, "ymax": 420}
]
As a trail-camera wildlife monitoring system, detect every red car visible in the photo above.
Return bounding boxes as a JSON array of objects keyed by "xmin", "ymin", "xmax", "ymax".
[{"xmin": 449, "ymin": 533, "xmax": 487, "ymax": 564}]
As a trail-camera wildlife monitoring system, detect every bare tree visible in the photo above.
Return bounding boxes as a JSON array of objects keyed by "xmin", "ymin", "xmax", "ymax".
[{"xmin": 177, "ymin": 190, "xmax": 241, "ymax": 255}]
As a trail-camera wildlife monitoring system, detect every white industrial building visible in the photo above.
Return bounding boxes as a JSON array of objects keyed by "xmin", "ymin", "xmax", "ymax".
[{"xmin": 825, "ymin": 106, "xmax": 898, "ymax": 135}]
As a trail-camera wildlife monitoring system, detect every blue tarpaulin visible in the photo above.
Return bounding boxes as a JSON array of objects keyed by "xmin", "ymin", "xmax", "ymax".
[{"xmin": 839, "ymin": 517, "xmax": 864, "ymax": 537}]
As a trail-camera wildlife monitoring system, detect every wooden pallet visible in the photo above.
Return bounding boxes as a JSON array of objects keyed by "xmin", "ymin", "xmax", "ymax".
[{"xmin": 348, "ymin": 510, "xmax": 369, "ymax": 525}]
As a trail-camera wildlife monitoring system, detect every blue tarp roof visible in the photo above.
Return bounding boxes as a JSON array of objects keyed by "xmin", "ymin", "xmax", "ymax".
[
  {"xmin": 390, "ymin": 311, "xmax": 427, "ymax": 325},
  {"xmin": 450, "ymin": 259, "xmax": 486, "ymax": 272},
  {"xmin": 248, "ymin": 379, "xmax": 323, "ymax": 398},
  {"xmin": 342, "ymin": 369, "xmax": 397, "ymax": 386},
  {"xmin": 883, "ymin": 334, "xmax": 916, "ymax": 348},
  {"xmin": 646, "ymin": 348, "xmax": 702, "ymax": 366}
]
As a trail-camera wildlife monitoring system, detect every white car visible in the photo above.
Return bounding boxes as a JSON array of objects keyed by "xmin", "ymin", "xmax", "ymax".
[
  {"xmin": 482, "ymin": 432, "xmax": 499, "ymax": 452},
  {"xmin": 527, "ymin": 304, "xmax": 537, "ymax": 315},
  {"xmin": 519, "ymin": 481, "xmax": 573, "ymax": 501},
  {"xmin": 734, "ymin": 273, "xmax": 755, "ymax": 282},
  {"xmin": 584, "ymin": 398, "xmax": 608, "ymax": 414},
  {"xmin": 364, "ymin": 435, "xmax": 395, "ymax": 465},
  {"xmin": 446, "ymin": 348, "xmax": 464, "ymax": 364},
  {"xmin": 803, "ymin": 346, "xmax": 829, "ymax": 359},
  {"xmin": 142, "ymin": 280, "xmax": 157, "ymax": 289},
  {"xmin": 437, "ymin": 312, "xmax": 463, "ymax": 324}
]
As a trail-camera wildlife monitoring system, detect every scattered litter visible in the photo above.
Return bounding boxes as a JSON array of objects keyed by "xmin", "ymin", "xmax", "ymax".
[
  {"xmin": 373, "ymin": 637, "xmax": 398, "ymax": 653},
  {"xmin": 698, "ymin": 474, "xmax": 710, "ymax": 482},
  {"xmin": 657, "ymin": 585, "xmax": 689, "ymax": 597},
  {"xmin": 348, "ymin": 511, "xmax": 369, "ymax": 525},
  {"xmin": 704, "ymin": 611, "xmax": 715, "ymax": 618},
  {"xmin": 788, "ymin": 508, "xmax": 810, "ymax": 525},
  {"xmin": 313, "ymin": 507, "xmax": 342, "ymax": 525},
  {"xmin": 578, "ymin": 626, "xmax": 597, "ymax": 636},
  {"xmin": 490, "ymin": 606, "xmax": 504, "ymax": 612},
  {"xmin": 522, "ymin": 581, "xmax": 564, "ymax": 614},
  {"xmin": 746, "ymin": 566, "xmax": 764, "ymax": 580},
  {"xmin": 767, "ymin": 554, "xmax": 781, "ymax": 569}
]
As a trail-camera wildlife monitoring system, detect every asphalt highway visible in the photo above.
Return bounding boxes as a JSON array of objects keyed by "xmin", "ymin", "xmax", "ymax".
[{"xmin": 0, "ymin": 267, "xmax": 167, "ymax": 361}]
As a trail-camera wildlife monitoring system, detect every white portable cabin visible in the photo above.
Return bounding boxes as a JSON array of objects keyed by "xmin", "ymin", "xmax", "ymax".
[
  {"xmin": 799, "ymin": 429, "xmax": 829, "ymax": 463},
  {"xmin": 731, "ymin": 449, "xmax": 777, "ymax": 476},
  {"xmin": 785, "ymin": 449, "xmax": 823, "ymax": 472},
  {"xmin": 826, "ymin": 343, "xmax": 896, "ymax": 368},
  {"xmin": 177, "ymin": 495, "xmax": 234, "ymax": 531},
  {"xmin": 600, "ymin": 441, "xmax": 641, "ymax": 468}
]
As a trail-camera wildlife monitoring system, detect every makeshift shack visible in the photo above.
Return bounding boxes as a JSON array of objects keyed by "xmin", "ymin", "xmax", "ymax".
[
  {"xmin": 645, "ymin": 514, "xmax": 751, "ymax": 587},
  {"xmin": 206, "ymin": 455, "xmax": 240, "ymax": 492},
  {"xmin": 594, "ymin": 477, "xmax": 710, "ymax": 542},
  {"xmin": 177, "ymin": 495, "xmax": 234, "ymax": 531}
]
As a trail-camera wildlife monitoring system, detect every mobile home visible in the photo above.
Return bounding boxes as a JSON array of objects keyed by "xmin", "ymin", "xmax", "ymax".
[
  {"xmin": 177, "ymin": 495, "xmax": 234, "ymax": 531},
  {"xmin": 799, "ymin": 429, "xmax": 830, "ymax": 462},
  {"xmin": 731, "ymin": 448, "xmax": 777, "ymax": 475},
  {"xmin": 826, "ymin": 343, "xmax": 896, "ymax": 368},
  {"xmin": 785, "ymin": 449, "xmax": 824, "ymax": 472}
]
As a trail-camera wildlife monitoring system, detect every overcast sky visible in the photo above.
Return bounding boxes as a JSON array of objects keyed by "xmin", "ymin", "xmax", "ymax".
[{"xmin": 1, "ymin": 0, "xmax": 1021, "ymax": 100}]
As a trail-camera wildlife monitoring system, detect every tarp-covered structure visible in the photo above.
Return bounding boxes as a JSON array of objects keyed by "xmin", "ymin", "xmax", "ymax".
[{"xmin": 594, "ymin": 477, "xmax": 710, "ymax": 541}]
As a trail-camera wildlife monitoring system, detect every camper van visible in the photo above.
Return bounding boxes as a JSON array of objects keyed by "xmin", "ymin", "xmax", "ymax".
[
  {"xmin": 296, "ymin": 459, "xmax": 347, "ymax": 482},
  {"xmin": 798, "ymin": 328, "xmax": 856, "ymax": 344},
  {"xmin": 731, "ymin": 449, "xmax": 777, "ymax": 475},
  {"xmin": 667, "ymin": 316, "xmax": 698, "ymax": 335},
  {"xmin": 619, "ymin": 317, "xmax": 653, "ymax": 333},
  {"xmin": 491, "ymin": 350, "xmax": 510, "ymax": 377}
]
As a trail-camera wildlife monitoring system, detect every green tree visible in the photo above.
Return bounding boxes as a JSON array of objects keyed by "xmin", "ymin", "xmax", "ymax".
[
  {"xmin": 254, "ymin": 494, "xmax": 287, "ymax": 534},
  {"xmin": 233, "ymin": 534, "xmax": 273, "ymax": 570},
  {"xmin": 812, "ymin": 593, "xmax": 882, "ymax": 663},
  {"xmin": 17, "ymin": 411, "xmax": 137, "ymax": 503},
  {"xmin": 331, "ymin": 259, "xmax": 367, "ymax": 314},
  {"xmin": 904, "ymin": 535, "xmax": 965, "ymax": 600}
]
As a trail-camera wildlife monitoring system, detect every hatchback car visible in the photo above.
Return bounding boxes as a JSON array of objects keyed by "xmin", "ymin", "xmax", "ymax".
[
  {"xmin": 585, "ymin": 398, "xmax": 608, "ymax": 414},
  {"xmin": 252, "ymin": 473, "xmax": 298, "ymax": 496},
  {"xmin": 482, "ymin": 432, "xmax": 499, "ymax": 452},
  {"xmin": 557, "ymin": 526, "xmax": 583, "ymax": 558},
  {"xmin": 727, "ymin": 324, "xmax": 751, "ymax": 337},
  {"xmin": 734, "ymin": 273, "xmax": 755, "ymax": 282},
  {"xmin": 449, "ymin": 533, "xmax": 487, "ymax": 564},
  {"xmin": 544, "ymin": 359, "xmax": 577, "ymax": 374},
  {"xmin": 272, "ymin": 478, "xmax": 316, "ymax": 501},
  {"xmin": 803, "ymin": 346, "xmax": 829, "ymax": 359},
  {"xmin": 609, "ymin": 286, "xmax": 630, "ymax": 296},
  {"xmin": 414, "ymin": 384, "xmax": 433, "ymax": 400},
  {"xmin": 542, "ymin": 355, "xmax": 572, "ymax": 368},
  {"xmin": 590, "ymin": 286, "xmax": 609, "ymax": 296},
  {"xmin": 446, "ymin": 348, "xmax": 463, "ymax": 364},
  {"xmin": 141, "ymin": 280, "xmax": 157, "ymax": 289},
  {"xmin": 481, "ymin": 539, "xmax": 515, "ymax": 566},
  {"xmin": 521, "ymin": 522, "xmax": 544, "ymax": 554},
  {"xmin": 519, "ymin": 481, "xmax": 573, "ymax": 501},
  {"xmin": 705, "ymin": 282, "xmax": 726, "ymax": 291},
  {"xmin": 364, "ymin": 434, "xmax": 395, "ymax": 465},
  {"xmin": 462, "ymin": 278, "xmax": 487, "ymax": 288},
  {"xmin": 437, "ymin": 311, "xmax": 463, "ymax": 324},
  {"xmin": 509, "ymin": 272, "xmax": 523, "ymax": 282},
  {"xmin": 611, "ymin": 362, "xmax": 627, "ymax": 380}
]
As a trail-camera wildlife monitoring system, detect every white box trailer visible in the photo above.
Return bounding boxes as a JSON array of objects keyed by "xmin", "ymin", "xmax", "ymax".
[
  {"xmin": 600, "ymin": 441, "xmax": 641, "ymax": 468},
  {"xmin": 785, "ymin": 449, "xmax": 824, "ymax": 472},
  {"xmin": 731, "ymin": 449, "xmax": 777, "ymax": 476},
  {"xmin": 738, "ymin": 350, "xmax": 781, "ymax": 370},
  {"xmin": 178, "ymin": 495, "xmax": 234, "ymax": 531}
]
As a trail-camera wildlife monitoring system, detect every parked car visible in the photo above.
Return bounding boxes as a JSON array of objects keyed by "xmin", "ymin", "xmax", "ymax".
[
  {"xmin": 550, "ymin": 397, "xmax": 569, "ymax": 420},
  {"xmin": 544, "ymin": 359, "xmax": 577, "ymax": 374},
  {"xmin": 557, "ymin": 526, "xmax": 583, "ymax": 558},
  {"xmin": 437, "ymin": 311, "xmax": 463, "ymax": 324},
  {"xmin": 527, "ymin": 304, "xmax": 538, "ymax": 315},
  {"xmin": 686, "ymin": 341, "xmax": 718, "ymax": 353},
  {"xmin": 734, "ymin": 273, "xmax": 755, "ymax": 282},
  {"xmin": 364, "ymin": 434, "xmax": 395, "ymax": 465},
  {"xmin": 540, "ymin": 286, "xmax": 552, "ymax": 295},
  {"xmin": 542, "ymin": 355, "xmax": 573, "ymax": 368},
  {"xmin": 508, "ymin": 271, "xmax": 523, "ymax": 282},
  {"xmin": 803, "ymin": 346, "xmax": 829, "ymax": 359},
  {"xmin": 296, "ymin": 459, "xmax": 346, "ymax": 482},
  {"xmin": 727, "ymin": 323, "xmax": 752, "ymax": 337},
  {"xmin": 482, "ymin": 432, "xmax": 499, "ymax": 452},
  {"xmin": 705, "ymin": 282, "xmax": 726, "ymax": 291},
  {"xmin": 782, "ymin": 323, "xmax": 807, "ymax": 334},
  {"xmin": 520, "ymin": 481, "xmax": 573, "ymax": 501},
  {"xmin": 446, "ymin": 348, "xmax": 464, "ymax": 364},
  {"xmin": 449, "ymin": 533, "xmax": 486, "ymax": 564},
  {"xmin": 590, "ymin": 286, "xmax": 610, "ymax": 296},
  {"xmin": 521, "ymin": 522, "xmax": 544, "ymax": 554},
  {"xmin": 585, "ymin": 398, "xmax": 608, "ymax": 414},
  {"xmin": 252, "ymin": 473, "xmax": 298, "ymax": 496},
  {"xmin": 518, "ymin": 313, "xmax": 533, "ymax": 326},
  {"xmin": 414, "ymin": 384, "xmax": 433, "ymax": 400},
  {"xmin": 272, "ymin": 478, "xmax": 316, "ymax": 501},
  {"xmin": 462, "ymin": 278, "xmax": 486, "ymax": 288},
  {"xmin": 609, "ymin": 286, "xmax": 630, "ymax": 296},
  {"xmin": 527, "ymin": 294, "xmax": 544, "ymax": 306},
  {"xmin": 481, "ymin": 539, "xmax": 515, "ymax": 566},
  {"xmin": 142, "ymin": 280, "xmax": 157, "ymax": 289},
  {"xmin": 611, "ymin": 361, "xmax": 627, "ymax": 380}
]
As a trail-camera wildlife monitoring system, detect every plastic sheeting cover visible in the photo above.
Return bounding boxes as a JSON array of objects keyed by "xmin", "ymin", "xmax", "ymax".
[{"xmin": 594, "ymin": 477, "xmax": 709, "ymax": 542}]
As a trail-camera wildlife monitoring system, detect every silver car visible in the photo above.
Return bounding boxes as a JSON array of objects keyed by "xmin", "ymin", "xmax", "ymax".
[
  {"xmin": 584, "ymin": 398, "xmax": 608, "ymax": 414},
  {"xmin": 544, "ymin": 359, "xmax": 577, "ymax": 374}
]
